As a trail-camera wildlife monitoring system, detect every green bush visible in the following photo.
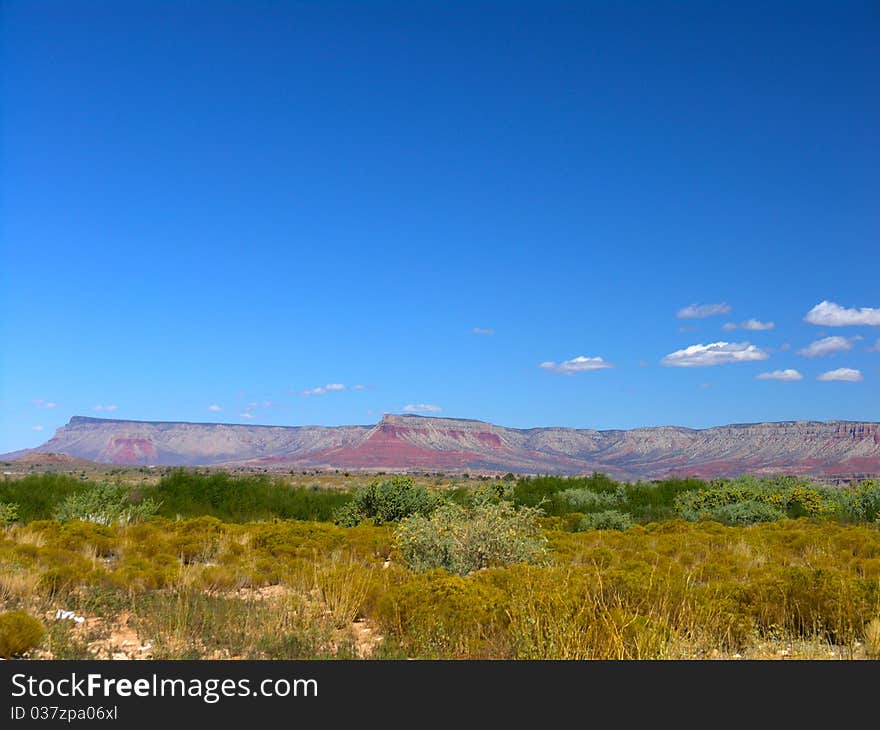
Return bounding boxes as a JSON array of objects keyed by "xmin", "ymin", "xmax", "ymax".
[
  {"xmin": 557, "ymin": 487, "xmax": 625, "ymax": 512},
  {"xmin": 512, "ymin": 474, "xmax": 713, "ymax": 521},
  {"xmin": 0, "ymin": 611, "xmax": 46, "ymax": 657},
  {"xmin": 0, "ymin": 501, "xmax": 20, "ymax": 524},
  {"xmin": 152, "ymin": 470, "xmax": 352, "ymax": 522},
  {"xmin": 622, "ymin": 478, "xmax": 706, "ymax": 522},
  {"xmin": 513, "ymin": 473, "xmax": 621, "ymax": 512},
  {"xmin": 831, "ymin": 481, "xmax": 880, "ymax": 523},
  {"xmin": 53, "ymin": 483, "xmax": 161, "ymax": 525},
  {"xmin": 333, "ymin": 476, "xmax": 437, "ymax": 526},
  {"xmin": 674, "ymin": 479, "xmax": 839, "ymax": 523},
  {"xmin": 395, "ymin": 501, "xmax": 546, "ymax": 576},
  {"xmin": 577, "ymin": 509, "xmax": 634, "ymax": 531},
  {"xmin": 704, "ymin": 500, "xmax": 786, "ymax": 526},
  {"xmin": 0, "ymin": 474, "xmax": 88, "ymax": 522}
]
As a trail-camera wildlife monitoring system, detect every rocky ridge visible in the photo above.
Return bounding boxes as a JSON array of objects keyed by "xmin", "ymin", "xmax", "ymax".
[{"xmin": 12, "ymin": 414, "xmax": 880, "ymax": 480}]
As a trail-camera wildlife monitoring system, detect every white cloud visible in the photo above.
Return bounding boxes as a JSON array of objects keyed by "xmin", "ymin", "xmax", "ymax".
[
  {"xmin": 32, "ymin": 425, "xmax": 44, "ymax": 431},
  {"xmin": 804, "ymin": 301, "xmax": 880, "ymax": 327},
  {"xmin": 402, "ymin": 404, "xmax": 442, "ymax": 413},
  {"xmin": 817, "ymin": 368, "xmax": 863, "ymax": 382},
  {"xmin": 868, "ymin": 339, "xmax": 880, "ymax": 352},
  {"xmin": 239, "ymin": 412, "xmax": 255, "ymax": 419},
  {"xmin": 208, "ymin": 404, "xmax": 223, "ymax": 412},
  {"xmin": 756, "ymin": 369, "xmax": 803, "ymax": 381},
  {"xmin": 539, "ymin": 356, "xmax": 613, "ymax": 375},
  {"xmin": 351, "ymin": 384, "xmax": 367, "ymax": 390},
  {"xmin": 302, "ymin": 383, "xmax": 347, "ymax": 396},
  {"xmin": 92, "ymin": 405, "xmax": 118, "ymax": 412},
  {"xmin": 677, "ymin": 303, "xmax": 732, "ymax": 319},
  {"xmin": 797, "ymin": 335, "xmax": 860, "ymax": 358},
  {"xmin": 472, "ymin": 327, "xmax": 495, "ymax": 336},
  {"xmin": 724, "ymin": 319, "xmax": 775, "ymax": 331},
  {"xmin": 32, "ymin": 399, "xmax": 58, "ymax": 409},
  {"xmin": 743, "ymin": 319, "xmax": 775, "ymax": 331},
  {"xmin": 661, "ymin": 341, "xmax": 769, "ymax": 367}
]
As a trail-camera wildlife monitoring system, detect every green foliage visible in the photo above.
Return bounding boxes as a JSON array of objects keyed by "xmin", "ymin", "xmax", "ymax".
[
  {"xmin": 622, "ymin": 478, "xmax": 706, "ymax": 522},
  {"xmin": 395, "ymin": 501, "xmax": 547, "ymax": 576},
  {"xmin": 577, "ymin": 509, "xmax": 634, "ymax": 531},
  {"xmin": 333, "ymin": 476, "xmax": 437, "ymax": 526},
  {"xmin": 0, "ymin": 474, "xmax": 88, "ymax": 522},
  {"xmin": 472, "ymin": 481, "xmax": 515, "ymax": 505},
  {"xmin": 513, "ymin": 474, "xmax": 708, "ymax": 523},
  {"xmin": 152, "ymin": 470, "xmax": 352, "ymax": 522},
  {"xmin": 0, "ymin": 501, "xmax": 20, "ymax": 524},
  {"xmin": 0, "ymin": 611, "xmax": 45, "ymax": 657},
  {"xmin": 557, "ymin": 487, "xmax": 625, "ymax": 512},
  {"xmin": 513, "ymin": 473, "xmax": 620, "ymax": 511},
  {"xmin": 674, "ymin": 477, "xmax": 839, "ymax": 523},
  {"xmin": 703, "ymin": 500, "xmax": 787, "ymax": 525},
  {"xmin": 829, "ymin": 480, "xmax": 880, "ymax": 523},
  {"xmin": 53, "ymin": 483, "xmax": 161, "ymax": 525}
]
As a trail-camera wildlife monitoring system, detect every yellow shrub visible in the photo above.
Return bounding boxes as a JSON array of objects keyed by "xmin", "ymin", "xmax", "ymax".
[{"xmin": 0, "ymin": 610, "xmax": 45, "ymax": 657}]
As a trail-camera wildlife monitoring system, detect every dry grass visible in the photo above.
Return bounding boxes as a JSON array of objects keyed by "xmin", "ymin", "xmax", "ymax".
[
  {"xmin": 312, "ymin": 551, "xmax": 376, "ymax": 629},
  {"xmin": 0, "ymin": 571, "xmax": 40, "ymax": 603},
  {"xmin": 2, "ymin": 516, "xmax": 880, "ymax": 659}
]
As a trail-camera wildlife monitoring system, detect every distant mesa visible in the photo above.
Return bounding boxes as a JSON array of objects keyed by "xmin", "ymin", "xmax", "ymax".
[{"xmin": 7, "ymin": 413, "xmax": 880, "ymax": 481}]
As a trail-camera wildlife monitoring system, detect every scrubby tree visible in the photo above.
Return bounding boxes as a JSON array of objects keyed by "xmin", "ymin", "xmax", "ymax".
[
  {"xmin": 333, "ymin": 476, "xmax": 438, "ymax": 526},
  {"xmin": 395, "ymin": 500, "xmax": 547, "ymax": 575}
]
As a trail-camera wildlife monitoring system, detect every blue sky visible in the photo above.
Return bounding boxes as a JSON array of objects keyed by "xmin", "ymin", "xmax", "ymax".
[{"xmin": 1, "ymin": 1, "xmax": 878, "ymax": 452}]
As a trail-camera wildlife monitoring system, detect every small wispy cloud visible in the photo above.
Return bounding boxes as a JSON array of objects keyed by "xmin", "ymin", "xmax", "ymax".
[
  {"xmin": 817, "ymin": 368, "xmax": 863, "ymax": 382},
  {"xmin": 868, "ymin": 339, "xmax": 880, "ymax": 352},
  {"xmin": 677, "ymin": 303, "xmax": 732, "ymax": 320},
  {"xmin": 804, "ymin": 301, "xmax": 880, "ymax": 327},
  {"xmin": 756, "ymin": 369, "xmax": 803, "ymax": 381},
  {"xmin": 32, "ymin": 399, "xmax": 58, "ymax": 409},
  {"xmin": 661, "ymin": 342, "xmax": 769, "ymax": 367},
  {"xmin": 539, "ymin": 356, "xmax": 613, "ymax": 375},
  {"xmin": 302, "ymin": 383, "xmax": 347, "ymax": 396},
  {"xmin": 472, "ymin": 327, "xmax": 495, "ymax": 336},
  {"xmin": 243, "ymin": 401, "xmax": 277, "ymax": 411},
  {"xmin": 723, "ymin": 319, "xmax": 775, "ymax": 331},
  {"xmin": 351, "ymin": 384, "xmax": 368, "ymax": 390},
  {"xmin": 239, "ymin": 412, "xmax": 255, "ymax": 419},
  {"xmin": 402, "ymin": 404, "xmax": 442, "ymax": 413},
  {"xmin": 92, "ymin": 405, "xmax": 119, "ymax": 412},
  {"xmin": 797, "ymin": 335, "xmax": 861, "ymax": 358},
  {"xmin": 32, "ymin": 425, "xmax": 44, "ymax": 431},
  {"xmin": 208, "ymin": 405, "xmax": 223, "ymax": 412}
]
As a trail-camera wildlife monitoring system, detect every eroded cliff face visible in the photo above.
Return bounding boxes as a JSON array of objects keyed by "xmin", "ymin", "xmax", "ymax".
[
  {"xmin": 27, "ymin": 414, "xmax": 880, "ymax": 479},
  {"xmin": 41, "ymin": 416, "xmax": 371, "ymax": 466}
]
